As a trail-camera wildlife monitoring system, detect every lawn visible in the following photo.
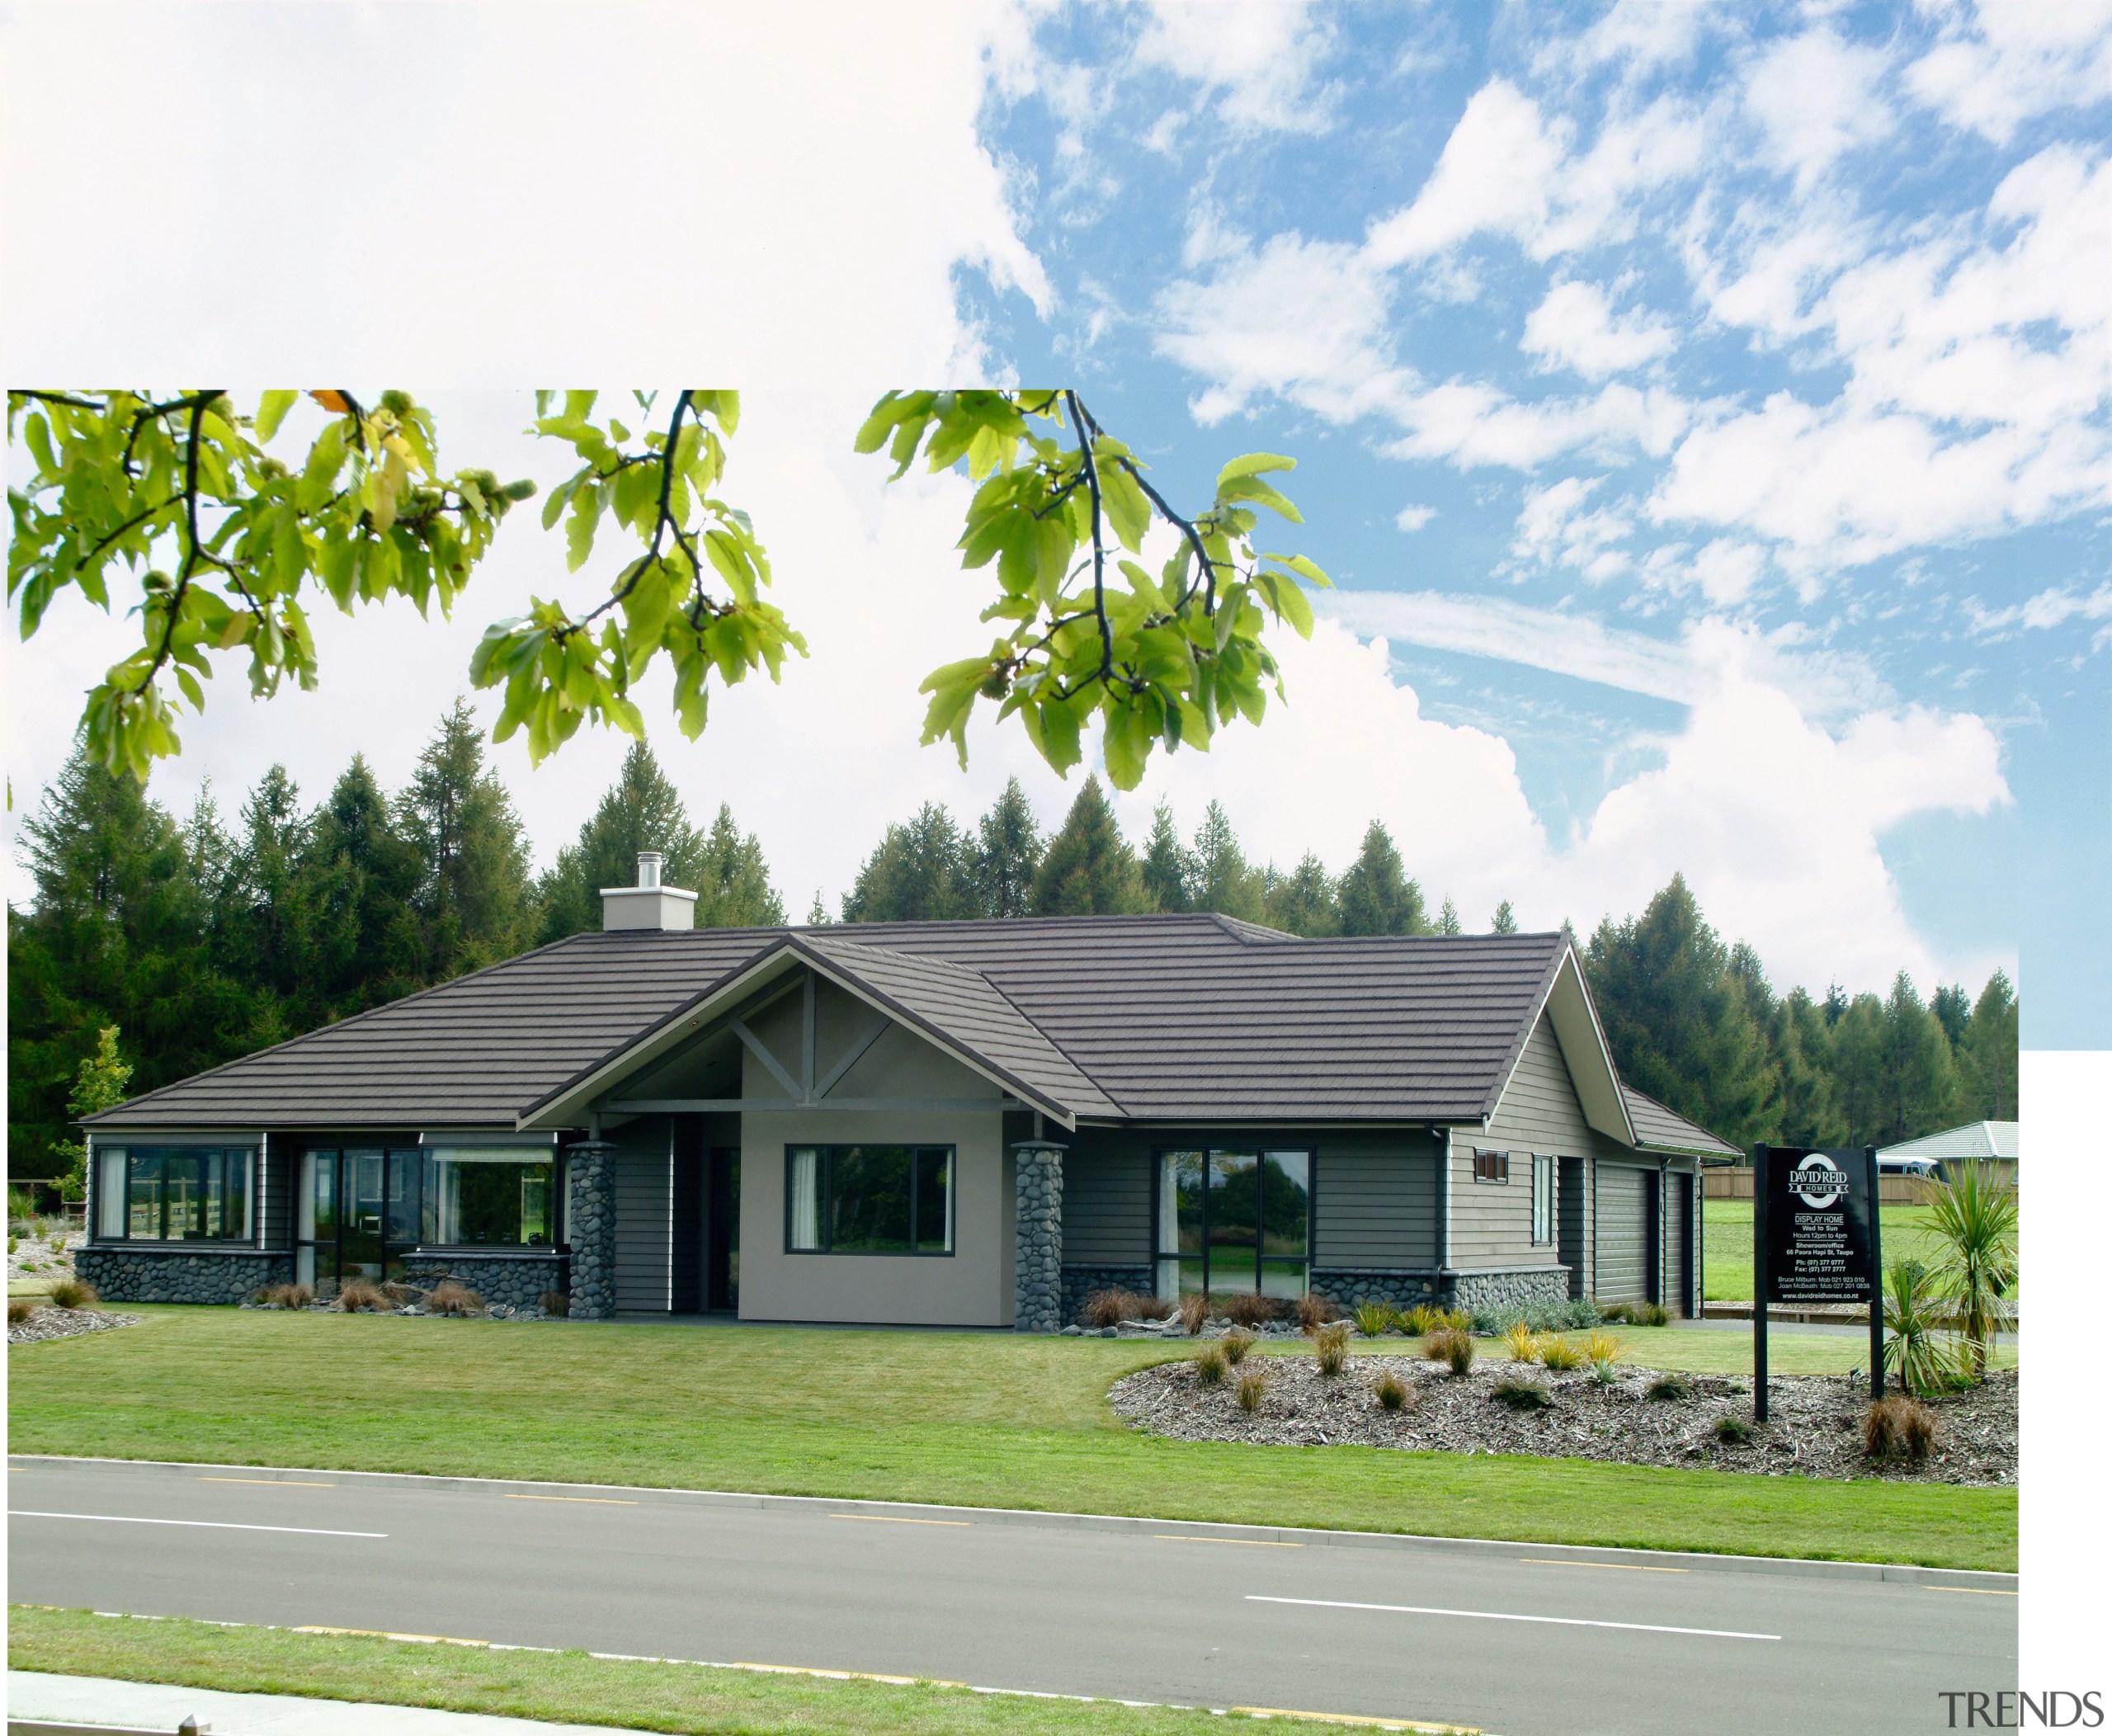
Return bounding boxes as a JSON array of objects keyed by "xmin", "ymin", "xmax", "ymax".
[
  {"xmin": 7, "ymin": 1606, "xmax": 1274, "ymax": 1736},
  {"xmin": 8, "ymin": 1308, "xmax": 2015, "ymax": 1570},
  {"xmin": 1704, "ymin": 1200, "xmax": 1955, "ymax": 1302}
]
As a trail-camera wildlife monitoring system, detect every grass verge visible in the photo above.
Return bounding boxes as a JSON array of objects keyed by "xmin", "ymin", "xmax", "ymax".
[
  {"xmin": 7, "ymin": 1308, "xmax": 2016, "ymax": 1570},
  {"xmin": 7, "ymin": 1606, "xmax": 1276, "ymax": 1736}
]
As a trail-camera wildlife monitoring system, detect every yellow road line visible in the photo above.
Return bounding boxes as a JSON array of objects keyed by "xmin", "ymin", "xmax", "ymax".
[
  {"xmin": 502, "ymin": 1493, "xmax": 638, "ymax": 1505},
  {"xmin": 733, "ymin": 1659, "xmax": 969, "ymax": 1686},
  {"xmin": 199, "ymin": 1477, "xmax": 336, "ymax": 1488},
  {"xmin": 1232, "ymin": 1705, "xmax": 1478, "ymax": 1733},
  {"xmin": 1518, "ymin": 1556, "xmax": 1685, "ymax": 1573},
  {"xmin": 1923, "ymin": 1585, "xmax": 2019, "ymax": 1597},
  {"xmin": 1155, "ymin": 1534, "xmax": 1303, "ymax": 1547},
  {"xmin": 829, "ymin": 1513, "xmax": 970, "ymax": 1526},
  {"xmin": 295, "ymin": 1625, "xmax": 493, "ymax": 1646}
]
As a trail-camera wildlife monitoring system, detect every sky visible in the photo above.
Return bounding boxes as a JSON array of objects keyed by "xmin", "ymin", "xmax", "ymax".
[{"xmin": 3, "ymin": 0, "xmax": 2108, "ymax": 1041}]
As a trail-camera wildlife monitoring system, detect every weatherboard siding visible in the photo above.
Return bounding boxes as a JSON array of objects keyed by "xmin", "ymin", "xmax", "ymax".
[
  {"xmin": 1593, "ymin": 1160, "xmax": 1649, "ymax": 1302},
  {"xmin": 1483, "ymin": 1014, "xmax": 1595, "ymax": 1153},
  {"xmin": 612, "ymin": 1116, "xmax": 673, "ymax": 1313},
  {"xmin": 1063, "ymin": 1142, "xmax": 1152, "ymax": 1265},
  {"xmin": 1311, "ymin": 1133, "xmax": 1439, "ymax": 1268}
]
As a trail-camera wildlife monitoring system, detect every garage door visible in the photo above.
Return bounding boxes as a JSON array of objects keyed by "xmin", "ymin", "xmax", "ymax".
[{"xmin": 1593, "ymin": 1163, "xmax": 1651, "ymax": 1303}]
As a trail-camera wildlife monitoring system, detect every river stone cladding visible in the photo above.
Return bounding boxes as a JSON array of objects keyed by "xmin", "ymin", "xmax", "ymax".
[
  {"xmin": 401, "ymin": 1254, "xmax": 564, "ymax": 1312},
  {"xmin": 74, "ymin": 1248, "xmax": 290, "ymax": 1305},
  {"xmin": 1309, "ymin": 1269, "xmax": 1443, "ymax": 1313},
  {"xmin": 1014, "ymin": 1143, "xmax": 1063, "ymax": 1333},
  {"xmin": 564, "ymin": 1142, "xmax": 616, "ymax": 1320},
  {"xmin": 1452, "ymin": 1267, "xmax": 1571, "ymax": 1313},
  {"xmin": 1060, "ymin": 1263, "xmax": 1154, "ymax": 1325}
]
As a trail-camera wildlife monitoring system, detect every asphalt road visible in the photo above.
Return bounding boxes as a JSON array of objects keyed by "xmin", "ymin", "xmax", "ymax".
[{"xmin": 8, "ymin": 1458, "xmax": 2015, "ymax": 1736}]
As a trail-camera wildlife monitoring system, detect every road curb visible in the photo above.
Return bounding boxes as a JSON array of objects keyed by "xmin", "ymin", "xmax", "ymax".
[{"xmin": 7, "ymin": 1453, "xmax": 2017, "ymax": 1591}]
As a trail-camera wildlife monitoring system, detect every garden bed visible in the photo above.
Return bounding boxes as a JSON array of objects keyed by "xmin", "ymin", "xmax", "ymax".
[
  {"xmin": 1109, "ymin": 1354, "xmax": 2016, "ymax": 1486},
  {"xmin": 8, "ymin": 1304, "xmax": 141, "ymax": 1347}
]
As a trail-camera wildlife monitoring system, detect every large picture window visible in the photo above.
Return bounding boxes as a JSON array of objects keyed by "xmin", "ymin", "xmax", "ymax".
[
  {"xmin": 785, "ymin": 1145, "xmax": 953, "ymax": 1255},
  {"xmin": 95, "ymin": 1147, "xmax": 254, "ymax": 1243},
  {"xmin": 422, "ymin": 1149, "xmax": 555, "ymax": 1248},
  {"xmin": 1156, "ymin": 1149, "xmax": 1310, "ymax": 1300}
]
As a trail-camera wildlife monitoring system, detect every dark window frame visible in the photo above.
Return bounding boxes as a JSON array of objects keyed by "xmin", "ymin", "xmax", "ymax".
[
  {"xmin": 294, "ymin": 1143, "xmax": 564, "ymax": 1285},
  {"xmin": 94, "ymin": 1145, "xmax": 257, "ymax": 1244},
  {"xmin": 1150, "ymin": 1144, "xmax": 1317, "ymax": 1299},
  {"xmin": 1473, "ymin": 1148, "xmax": 1511, "ymax": 1183},
  {"xmin": 781, "ymin": 1144, "xmax": 956, "ymax": 1257}
]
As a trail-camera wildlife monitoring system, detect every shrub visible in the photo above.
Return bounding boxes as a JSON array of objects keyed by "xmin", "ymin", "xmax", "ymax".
[
  {"xmin": 1646, "ymin": 1375, "xmax": 1692, "ymax": 1402},
  {"xmin": 1473, "ymin": 1297, "xmax": 1605, "ymax": 1336},
  {"xmin": 1427, "ymin": 1327, "xmax": 1475, "ymax": 1375},
  {"xmin": 1314, "ymin": 1323, "xmax": 1351, "ymax": 1376},
  {"xmin": 47, "ymin": 1275, "xmax": 99, "ymax": 1311},
  {"xmin": 6, "ymin": 1236, "xmax": 16, "ymax": 1254},
  {"xmin": 1922, "ymin": 1160, "xmax": 2017, "ymax": 1380},
  {"xmin": 1539, "ymin": 1336, "xmax": 1586, "ymax": 1372},
  {"xmin": 1353, "ymin": 1300, "xmax": 1394, "ymax": 1337},
  {"xmin": 1713, "ymin": 1414, "xmax": 1754, "ymax": 1446},
  {"xmin": 1442, "ymin": 1309, "xmax": 1474, "ymax": 1333},
  {"xmin": 47, "ymin": 1226, "xmax": 65, "ymax": 1248},
  {"xmin": 9, "ymin": 1298, "xmax": 36, "ymax": 1324},
  {"xmin": 540, "ymin": 1290, "xmax": 571, "ymax": 1318},
  {"xmin": 336, "ymin": 1279, "xmax": 390, "ymax": 1313},
  {"xmin": 1296, "ymin": 1292, "xmax": 1341, "ymax": 1333},
  {"xmin": 1221, "ymin": 1291, "xmax": 1278, "ymax": 1330},
  {"xmin": 1502, "ymin": 1322, "xmax": 1539, "ymax": 1362},
  {"xmin": 1584, "ymin": 1332, "xmax": 1621, "ymax": 1382},
  {"xmin": 1599, "ymin": 1300, "xmax": 1672, "ymax": 1328},
  {"xmin": 1402, "ymin": 1304, "xmax": 1440, "ymax": 1337},
  {"xmin": 1492, "ymin": 1376, "xmax": 1551, "ymax": 1412},
  {"xmin": 1863, "ymin": 1396, "xmax": 1940, "ymax": 1460},
  {"xmin": 1374, "ymin": 1371, "xmax": 1409, "ymax": 1412},
  {"xmin": 1195, "ymin": 1346, "xmax": 1228, "ymax": 1386},
  {"xmin": 1082, "ymin": 1287, "xmax": 1170, "ymax": 1328},
  {"xmin": 1179, "ymin": 1291, "xmax": 1211, "ymax": 1335},
  {"xmin": 1883, "ymin": 1258, "xmax": 1959, "ymax": 1399},
  {"xmin": 255, "ymin": 1282, "xmax": 313, "ymax": 1310},
  {"xmin": 427, "ymin": 1281, "xmax": 486, "ymax": 1317},
  {"xmin": 1222, "ymin": 1328, "xmax": 1256, "ymax": 1366},
  {"xmin": 1235, "ymin": 1368, "xmax": 1269, "ymax": 1413}
]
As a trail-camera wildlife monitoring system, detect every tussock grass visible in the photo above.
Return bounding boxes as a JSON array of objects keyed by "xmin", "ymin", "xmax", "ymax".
[
  {"xmin": 334, "ymin": 1281, "xmax": 390, "ymax": 1314},
  {"xmin": 1082, "ymin": 1289, "xmax": 1170, "ymax": 1329},
  {"xmin": 1492, "ymin": 1377, "xmax": 1551, "ymax": 1413},
  {"xmin": 1234, "ymin": 1368, "xmax": 1268, "ymax": 1413},
  {"xmin": 1177, "ymin": 1292, "xmax": 1209, "ymax": 1336},
  {"xmin": 426, "ymin": 1282, "xmax": 485, "ymax": 1318},
  {"xmin": 1864, "ymin": 1396, "xmax": 1940, "ymax": 1460},
  {"xmin": 1502, "ymin": 1323, "xmax": 1539, "ymax": 1363},
  {"xmin": 45, "ymin": 1276, "xmax": 98, "ymax": 1311},
  {"xmin": 1426, "ymin": 1328, "xmax": 1475, "ymax": 1375},
  {"xmin": 1373, "ymin": 1371, "xmax": 1409, "ymax": 1413},
  {"xmin": 1538, "ymin": 1337, "xmax": 1586, "ymax": 1373},
  {"xmin": 1647, "ymin": 1375, "xmax": 1693, "ymax": 1403},
  {"xmin": 1220, "ymin": 1328, "xmax": 1254, "ymax": 1366},
  {"xmin": 1352, "ymin": 1300, "xmax": 1394, "ymax": 1338},
  {"xmin": 8, "ymin": 1298, "xmax": 35, "ymax": 1325},
  {"xmin": 1295, "ymin": 1293, "xmax": 1341, "ymax": 1333},
  {"xmin": 1192, "ymin": 1346, "xmax": 1228, "ymax": 1387},
  {"xmin": 1313, "ymin": 1323, "xmax": 1351, "ymax": 1377}
]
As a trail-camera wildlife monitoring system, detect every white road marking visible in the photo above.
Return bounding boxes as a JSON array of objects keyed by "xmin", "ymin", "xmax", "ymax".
[
  {"xmin": 11, "ymin": 1509, "xmax": 384, "ymax": 1538},
  {"xmin": 1247, "ymin": 1595, "xmax": 1780, "ymax": 1641}
]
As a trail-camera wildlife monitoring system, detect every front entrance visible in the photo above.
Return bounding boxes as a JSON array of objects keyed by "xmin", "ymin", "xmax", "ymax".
[{"xmin": 706, "ymin": 1146, "xmax": 741, "ymax": 1312}]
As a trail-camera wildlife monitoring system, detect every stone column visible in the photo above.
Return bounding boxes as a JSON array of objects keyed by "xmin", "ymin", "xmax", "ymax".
[
  {"xmin": 564, "ymin": 1141, "xmax": 618, "ymax": 1320},
  {"xmin": 1012, "ymin": 1139, "xmax": 1064, "ymax": 1333}
]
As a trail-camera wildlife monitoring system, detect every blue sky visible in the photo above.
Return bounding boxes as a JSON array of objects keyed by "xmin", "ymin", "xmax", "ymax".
[
  {"xmin": 958, "ymin": 0, "xmax": 2110, "ymax": 1042},
  {"xmin": 2, "ymin": 0, "xmax": 2104, "ymax": 1042}
]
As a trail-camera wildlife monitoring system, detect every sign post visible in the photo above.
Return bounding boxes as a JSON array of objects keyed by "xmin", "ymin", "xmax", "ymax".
[{"xmin": 1753, "ymin": 1144, "xmax": 1883, "ymax": 1423}]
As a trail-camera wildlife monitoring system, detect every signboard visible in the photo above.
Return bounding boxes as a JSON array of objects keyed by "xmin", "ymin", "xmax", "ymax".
[
  {"xmin": 1761, "ymin": 1146, "xmax": 1879, "ymax": 1304},
  {"xmin": 1752, "ymin": 1144, "xmax": 1883, "ymax": 1421}
]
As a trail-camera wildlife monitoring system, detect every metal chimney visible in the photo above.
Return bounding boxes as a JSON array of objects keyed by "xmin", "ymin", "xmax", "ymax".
[{"xmin": 600, "ymin": 848, "xmax": 695, "ymax": 932}]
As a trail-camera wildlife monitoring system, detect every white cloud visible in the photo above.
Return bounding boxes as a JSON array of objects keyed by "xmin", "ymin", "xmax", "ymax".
[
  {"xmin": 1380, "ymin": 379, "xmax": 1690, "ymax": 470},
  {"xmin": 1133, "ymin": 0, "xmax": 1336, "ymax": 132},
  {"xmin": 1394, "ymin": 504, "xmax": 1437, "ymax": 532},
  {"xmin": 1742, "ymin": 29, "xmax": 1897, "ymax": 190},
  {"xmin": 1365, "ymin": 81, "xmax": 1570, "ymax": 262},
  {"xmin": 1907, "ymin": 0, "xmax": 2112, "ymax": 144},
  {"xmin": 1511, "ymin": 477, "xmax": 1634, "ymax": 579},
  {"xmin": 1521, "ymin": 280, "xmax": 1678, "ymax": 377}
]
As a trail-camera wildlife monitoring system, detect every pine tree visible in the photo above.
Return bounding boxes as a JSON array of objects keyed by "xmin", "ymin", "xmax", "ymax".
[
  {"xmin": 1188, "ymin": 800, "xmax": 1265, "ymax": 922},
  {"xmin": 537, "ymin": 739, "xmax": 705, "ymax": 941},
  {"xmin": 842, "ymin": 804, "xmax": 974, "ymax": 922},
  {"xmin": 1336, "ymin": 820, "xmax": 1426, "ymax": 936},
  {"xmin": 805, "ymin": 892, "xmax": 829, "ymax": 926},
  {"xmin": 1828, "ymin": 993, "xmax": 1888, "ymax": 1144},
  {"xmin": 1490, "ymin": 900, "xmax": 1517, "ymax": 935},
  {"xmin": 1958, "ymin": 970, "xmax": 2020, "ymax": 1120},
  {"xmin": 1262, "ymin": 854, "xmax": 1339, "ymax": 936},
  {"xmin": 1030, "ymin": 777, "xmax": 1148, "ymax": 916},
  {"xmin": 1582, "ymin": 875, "xmax": 1778, "ymax": 1151},
  {"xmin": 1930, "ymin": 983, "xmax": 1973, "ymax": 1048},
  {"xmin": 1435, "ymin": 896, "xmax": 1462, "ymax": 936},
  {"xmin": 1878, "ymin": 971, "xmax": 1958, "ymax": 1144},
  {"xmin": 1139, "ymin": 802, "xmax": 1194, "ymax": 914},
  {"xmin": 1774, "ymin": 987, "xmax": 1844, "ymax": 1149},
  {"xmin": 965, "ymin": 779, "xmax": 1044, "ymax": 919},
  {"xmin": 400, "ymin": 699, "xmax": 537, "ymax": 975},
  {"xmin": 296, "ymin": 756, "xmax": 425, "ymax": 1021},
  {"xmin": 691, "ymin": 804, "xmax": 785, "ymax": 927}
]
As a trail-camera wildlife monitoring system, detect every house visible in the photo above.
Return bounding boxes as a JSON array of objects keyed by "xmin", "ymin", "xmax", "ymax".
[
  {"xmin": 1878, "ymin": 1120, "xmax": 2018, "ymax": 1187},
  {"xmin": 76, "ymin": 854, "xmax": 1737, "ymax": 1328}
]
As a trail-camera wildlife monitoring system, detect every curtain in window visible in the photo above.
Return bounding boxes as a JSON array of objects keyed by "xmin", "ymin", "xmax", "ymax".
[
  {"xmin": 788, "ymin": 1148, "xmax": 822, "ymax": 1251},
  {"xmin": 96, "ymin": 1149, "xmax": 127, "ymax": 1238}
]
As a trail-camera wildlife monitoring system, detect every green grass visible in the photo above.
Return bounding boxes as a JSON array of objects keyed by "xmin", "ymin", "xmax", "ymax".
[
  {"xmin": 1704, "ymin": 1201, "xmax": 1957, "ymax": 1302},
  {"xmin": 7, "ymin": 1307, "xmax": 2015, "ymax": 1570},
  {"xmin": 7, "ymin": 1606, "xmax": 1269, "ymax": 1736}
]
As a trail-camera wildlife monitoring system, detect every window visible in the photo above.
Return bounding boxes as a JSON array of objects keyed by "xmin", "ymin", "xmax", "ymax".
[
  {"xmin": 1532, "ymin": 1155, "xmax": 1554, "ymax": 1245},
  {"xmin": 422, "ymin": 1149, "xmax": 556, "ymax": 1248},
  {"xmin": 1473, "ymin": 1148, "xmax": 1510, "ymax": 1183},
  {"xmin": 97, "ymin": 1147, "xmax": 254, "ymax": 1242},
  {"xmin": 1155, "ymin": 1149, "xmax": 1311, "ymax": 1300},
  {"xmin": 784, "ymin": 1146, "xmax": 952, "ymax": 1255}
]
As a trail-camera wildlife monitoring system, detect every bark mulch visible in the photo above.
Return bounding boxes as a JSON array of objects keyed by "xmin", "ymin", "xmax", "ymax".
[{"xmin": 1109, "ymin": 1353, "xmax": 2016, "ymax": 1485}]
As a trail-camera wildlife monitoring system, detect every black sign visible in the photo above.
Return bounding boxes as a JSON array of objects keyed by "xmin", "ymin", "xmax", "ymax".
[{"xmin": 1757, "ymin": 1144, "xmax": 1879, "ymax": 1305}]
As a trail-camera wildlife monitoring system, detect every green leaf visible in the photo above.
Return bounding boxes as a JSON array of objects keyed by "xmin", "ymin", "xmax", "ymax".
[
  {"xmin": 1214, "ymin": 451, "xmax": 1296, "ymax": 490},
  {"xmin": 1217, "ymin": 473, "xmax": 1302, "ymax": 522},
  {"xmin": 256, "ymin": 391, "xmax": 298, "ymax": 445},
  {"xmin": 566, "ymin": 492, "xmax": 600, "ymax": 573}
]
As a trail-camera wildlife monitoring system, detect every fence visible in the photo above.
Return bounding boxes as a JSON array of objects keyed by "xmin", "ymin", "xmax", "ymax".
[{"xmin": 1703, "ymin": 1168, "xmax": 2014, "ymax": 1205}]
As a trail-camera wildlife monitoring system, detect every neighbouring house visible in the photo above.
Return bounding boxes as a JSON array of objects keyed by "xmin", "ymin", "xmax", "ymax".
[
  {"xmin": 76, "ymin": 853, "xmax": 1736, "ymax": 1328},
  {"xmin": 1877, "ymin": 1120, "xmax": 2019, "ymax": 1186}
]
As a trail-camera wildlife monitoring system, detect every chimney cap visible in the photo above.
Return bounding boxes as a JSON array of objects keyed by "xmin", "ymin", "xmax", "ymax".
[{"xmin": 637, "ymin": 851, "xmax": 663, "ymax": 888}]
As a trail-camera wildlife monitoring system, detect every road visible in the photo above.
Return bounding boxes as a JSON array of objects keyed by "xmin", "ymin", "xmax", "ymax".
[{"xmin": 8, "ymin": 1457, "xmax": 2015, "ymax": 1736}]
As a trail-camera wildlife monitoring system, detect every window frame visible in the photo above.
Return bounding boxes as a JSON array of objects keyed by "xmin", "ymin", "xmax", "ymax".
[
  {"xmin": 780, "ymin": 1144, "xmax": 956, "ymax": 1257},
  {"xmin": 1152, "ymin": 1144, "xmax": 1316, "ymax": 1300},
  {"xmin": 92, "ymin": 1145, "xmax": 257, "ymax": 1244},
  {"xmin": 1531, "ymin": 1154, "xmax": 1555, "ymax": 1246},
  {"xmin": 1473, "ymin": 1148, "xmax": 1511, "ymax": 1184}
]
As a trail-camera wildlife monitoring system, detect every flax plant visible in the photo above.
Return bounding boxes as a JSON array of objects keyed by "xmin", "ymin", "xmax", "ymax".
[{"xmin": 1923, "ymin": 1161, "xmax": 2018, "ymax": 1380}]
